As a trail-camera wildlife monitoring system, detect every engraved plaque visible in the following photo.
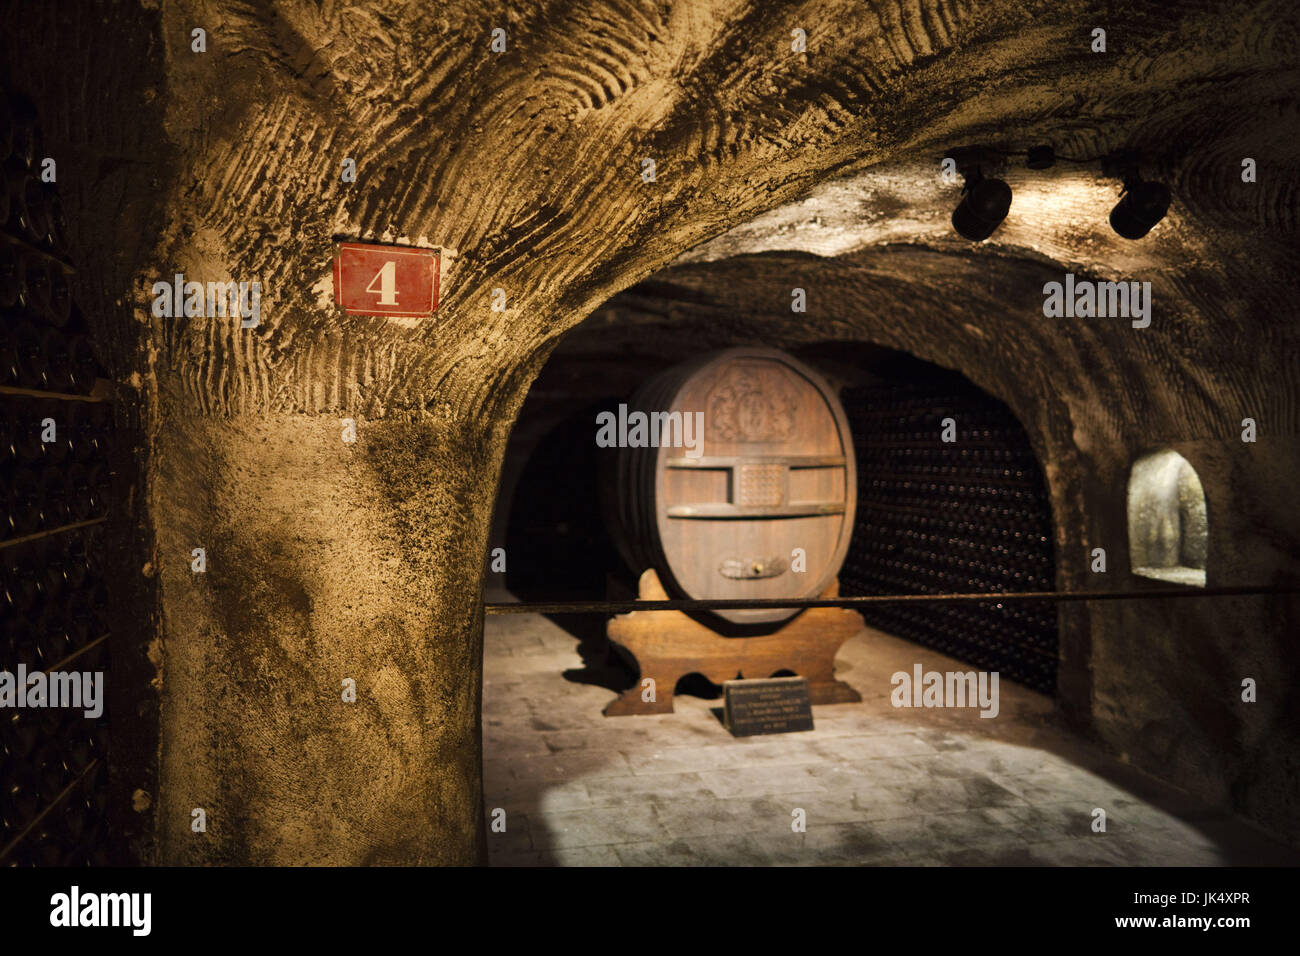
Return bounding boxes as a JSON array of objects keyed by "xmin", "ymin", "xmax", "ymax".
[{"xmin": 723, "ymin": 676, "xmax": 815, "ymax": 737}]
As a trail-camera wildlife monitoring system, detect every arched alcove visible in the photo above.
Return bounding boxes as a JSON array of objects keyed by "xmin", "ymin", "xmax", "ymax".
[
  {"xmin": 481, "ymin": 279, "xmax": 1070, "ymax": 865},
  {"xmin": 1127, "ymin": 449, "xmax": 1208, "ymax": 587}
]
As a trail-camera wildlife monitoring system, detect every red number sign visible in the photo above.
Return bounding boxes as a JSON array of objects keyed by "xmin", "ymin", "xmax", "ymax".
[{"xmin": 332, "ymin": 242, "xmax": 440, "ymax": 318}]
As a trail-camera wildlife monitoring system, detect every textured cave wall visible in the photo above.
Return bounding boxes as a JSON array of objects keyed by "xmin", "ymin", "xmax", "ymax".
[
  {"xmin": 150, "ymin": 411, "xmax": 492, "ymax": 864},
  {"xmin": 3, "ymin": 0, "xmax": 1296, "ymax": 863}
]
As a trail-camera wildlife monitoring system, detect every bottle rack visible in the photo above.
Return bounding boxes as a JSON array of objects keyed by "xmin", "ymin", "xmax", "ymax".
[
  {"xmin": 1, "ymin": 87, "xmax": 117, "ymax": 867},
  {"xmin": 839, "ymin": 377, "xmax": 1060, "ymax": 695}
]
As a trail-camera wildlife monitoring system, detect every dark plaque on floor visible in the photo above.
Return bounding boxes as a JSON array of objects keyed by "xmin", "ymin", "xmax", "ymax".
[{"xmin": 723, "ymin": 677, "xmax": 815, "ymax": 737}]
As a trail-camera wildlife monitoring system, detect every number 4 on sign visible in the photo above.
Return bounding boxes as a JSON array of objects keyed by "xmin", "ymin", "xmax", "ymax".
[
  {"xmin": 333, "ymin": 242, "xmax": 439, "ymax": 318},
  {"xmin": 366, "ymin": 260, "xmax": 399, "ymax": 306}
]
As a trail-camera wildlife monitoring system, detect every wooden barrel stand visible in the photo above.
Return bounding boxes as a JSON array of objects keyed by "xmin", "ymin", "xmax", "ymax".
[{"xmin": 604, "ymin": 569, "xmax": 864, "ymax": 716}]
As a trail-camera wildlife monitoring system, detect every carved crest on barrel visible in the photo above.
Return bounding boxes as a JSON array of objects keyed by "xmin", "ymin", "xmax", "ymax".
[{"xmin": 706, "ymin": 361, "xmax": 801, "ymax": 442}]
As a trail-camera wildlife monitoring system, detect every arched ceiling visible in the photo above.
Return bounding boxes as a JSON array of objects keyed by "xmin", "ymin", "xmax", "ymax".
[{"xmin": 7, "ymin": 0, "xmax": 1294, "ymax": 428}]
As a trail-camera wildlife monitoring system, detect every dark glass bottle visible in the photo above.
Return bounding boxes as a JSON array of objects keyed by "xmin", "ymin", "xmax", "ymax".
[
  {"xmin": 62, "ymin": 462, "xmax": 91, "ymax": 522},
  {"xmin": 41, "ymin": 185, "xmax": 66, "ymax": 252},
  {"xmin": 67, "ymin": 333, "xmax": 98, "ymax": 393},
  {"xmin": 38, "ymin": 326, "xmax": 72, "ymax": 391},
  {"xmin": 44, "ymin": 263, "xmax": 72, "ymax": 327},
  {"xmin": 7, "ymin": 93, "xmax": 39, "ymax": 170},
  {"xmin": 10, "ymin": 317, "xmax": 42, "ymax": 388},
  {"xmin": 5, "ymin": 155, "xmax": 43, "ymax": 243},
  {"xmin": 0, "ymin": 250, "xmax": 22, "ymax": 307},
  {"xmin": 6, "ymin": 465, "xmax": 41, "ymax": 536}
]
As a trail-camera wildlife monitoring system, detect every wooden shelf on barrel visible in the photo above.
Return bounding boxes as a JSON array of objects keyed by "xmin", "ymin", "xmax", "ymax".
[{"xmin": 604, "ymin": 568, "xmax": 863, "ymax": 716}]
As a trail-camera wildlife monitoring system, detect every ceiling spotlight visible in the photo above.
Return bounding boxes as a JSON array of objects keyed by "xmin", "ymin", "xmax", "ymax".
[
  {"xmin": 1109, "ymin": 179, "xmax": 1171, "ymax": 240},
  {"xmin": 952, "ymin": 170, "xmax": 1012, "ymax": 241},
  {"xmin": 1103, "ymin": 150, "xmax": 1171, "ymax": 240}
]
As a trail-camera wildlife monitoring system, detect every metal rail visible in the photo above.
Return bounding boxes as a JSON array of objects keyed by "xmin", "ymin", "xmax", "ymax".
[
  {"xmin": 39, "ymin": 633, "xmax": 111, "ymax": 674},
  {"xmin": 484, "ymin": 585, "xmax": 1298, "ymax": 616}
]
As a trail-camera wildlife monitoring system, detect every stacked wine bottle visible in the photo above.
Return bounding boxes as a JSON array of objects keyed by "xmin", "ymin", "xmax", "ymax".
[
  {"xmin": 840, "ymin": 373, "xmax": 1059, "ymax": 695},
  {"xmin": 1, "ymin": 90, "xmax": 115, "ymax": 866}
]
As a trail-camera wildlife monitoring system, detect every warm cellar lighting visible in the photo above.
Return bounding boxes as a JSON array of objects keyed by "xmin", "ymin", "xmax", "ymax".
[{"xmin": 946, "ymin": 144, "xmax": 1172, "ymax": 241}]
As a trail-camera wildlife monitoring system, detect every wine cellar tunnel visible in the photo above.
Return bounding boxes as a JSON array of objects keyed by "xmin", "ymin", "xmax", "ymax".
[
  {"xmin": 490, "ymin": 325, "xmax": 1060, "ymax": 699},
  {"xmin": 483, "ymin": 302, "xmax": 1081, "ymax": 863},
  {"xmin": 477, "ymin": 241, "xmax": 1296, "ymax": 865},
  {"xmin": 480, "ymin": 259, "xmax": 1127, "ymax": 866},
  {"xmin": 1, "ymin": 0, "xmax": 1299, "ymax": 870}
]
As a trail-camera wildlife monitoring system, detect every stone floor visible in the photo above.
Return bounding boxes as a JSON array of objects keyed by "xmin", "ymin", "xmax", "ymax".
[{"xmin": 481, "ymin": 605, "xmax": 1299, "ymax": 867}]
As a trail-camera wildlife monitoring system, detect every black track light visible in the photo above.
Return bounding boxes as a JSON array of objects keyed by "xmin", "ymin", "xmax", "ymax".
[
  {"xmin": 952, "ymin": 170, "xmax": 1012, "ymax": 241},
  {"xmin": 1102, "ymin": 150, "xmax": 1171, "ymax": 240},
  {"xmin": 1109, "ymin": 179, "xmax": 1171, "ymax": 240}
]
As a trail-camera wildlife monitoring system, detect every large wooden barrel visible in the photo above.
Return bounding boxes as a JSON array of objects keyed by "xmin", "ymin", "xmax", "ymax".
[{"xmin": 605, "ymin": 347, "xmax": 856, "ymax": 625}]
